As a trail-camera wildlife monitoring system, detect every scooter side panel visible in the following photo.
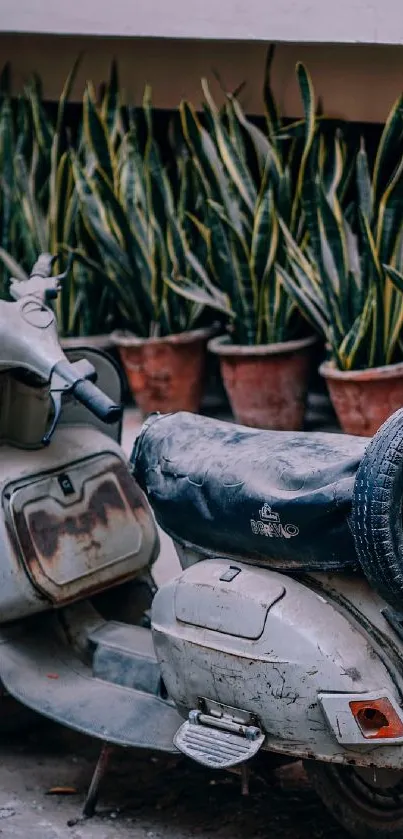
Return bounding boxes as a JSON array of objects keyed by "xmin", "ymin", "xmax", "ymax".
[{"xmin": 152, "ymin": 559, "xmax": 403, "ymax": 769}]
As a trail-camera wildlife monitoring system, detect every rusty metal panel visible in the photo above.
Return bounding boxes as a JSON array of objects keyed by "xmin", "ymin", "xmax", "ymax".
[{"xmin": 6, "ymin": 453, "xmax": 157, "ymax": 605}]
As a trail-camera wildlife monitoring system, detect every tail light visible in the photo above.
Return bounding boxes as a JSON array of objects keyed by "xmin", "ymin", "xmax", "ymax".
[
  {"xmin": 319, "ymin": 690, "xmax": 403, "ymax": 746},
  {"xmin": 349, "ymin": 698, "xmax": 403, "ymax": 740}
]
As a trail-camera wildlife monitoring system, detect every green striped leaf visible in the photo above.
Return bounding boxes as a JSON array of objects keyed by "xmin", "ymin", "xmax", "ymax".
[
  {"xmin": 101, "ymin": 60, "xmax": 121, "ymax": 141},
  {"xmin": 83, "ymin": 84, "xmax": 114, "ymax": 186},
  {"xmin": 201, "ymin": 79, "xmax": 257, "ymax": 215},
  {"xmin": 179, "ymin": 100, "xmax": 241, "ymax": 230},
  {"xmin": 0, "ymin": 249, "xmax": 29, "ymax": 281},
  {"xmin": 27, "ymin": 75, "xmax": 53, "ymax": 154},
  {"xmin": 227, "ymin": 94, "xmax": 282, "ymax": 181},
  {"xmin": 276, "ymin": 263, "xmax": 327, "ymax": 337},
  {"xmin": 384, "ymin": 263, "xmax": 403, "ymax": 294},
  {"xmin": 373, "ymin": 94, "xmax": 403, "ymax": 205},
  {"xmin": 337, "ymin": 291, "xmax": 374, "ymax": 371},
  {"xmin": 164, "ymin": 275, "xmax": 232, "ymax": 316},
  {"xmin": 0, "ymin": 99, "xmax": 14, "ymax": 253},
  {"xmin": 376, "ymin": 154, "xmax": 403, "ymax": 265},
  {"xmin": 291, "ymin": 62, "xmax": 317, "ymax": 234},
  {"xmin": 356, "ymin": 140, "xmax": 373, "ymax": 222},
  {"xmin": 263, "ymin": 45, "xmax": 281, "ymax": 142},
  {"xmin": 251, "ymin": 188, "xmax": 278, "ymax": 287}
]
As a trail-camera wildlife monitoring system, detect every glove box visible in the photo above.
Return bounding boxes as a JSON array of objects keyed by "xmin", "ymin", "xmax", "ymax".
[{"xmin": 151, "ymin": 558, "xmax": 286, "ymax": 717}]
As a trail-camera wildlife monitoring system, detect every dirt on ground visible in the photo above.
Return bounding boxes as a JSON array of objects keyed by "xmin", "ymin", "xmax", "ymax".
[{"xmin": 0, "ymin": 718, "xmax": 347, "ymax": 839}]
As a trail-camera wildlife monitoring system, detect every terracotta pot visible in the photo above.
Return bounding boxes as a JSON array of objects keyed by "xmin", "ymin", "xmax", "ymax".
[
  {"xmin": 208, "ymin": 334, "xmax": 317, "ymax": 430},
  {"xmin": 111, "ymin": 327, "xmax": 213, "ymax": 415},
  {"xmin": 320, "ymin": 359, "xmax": 403, "ymax": 436}
]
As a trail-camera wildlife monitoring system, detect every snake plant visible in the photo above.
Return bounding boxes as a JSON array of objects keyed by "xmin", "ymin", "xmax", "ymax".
[
  {"xmin": 0, "ymin": 61, "xmax": 126, "ymax": 336},
  {"xmin": 69, "ymin": 84, "xmax": 207, "ymax": 337},
  {"xmin": 168, "ymin": 59, "xmax": 335, "ymax": 345},
  {"xmin": 278, "ymin": 93, "xmax": 403, "ymax": 371},
  {"xmin": 0, "ymin": 64, "xmax": 34, "ymax": 297},
  {"xmin": 0, "ymin": 61, "xmax": 79, "ymax": 319}
]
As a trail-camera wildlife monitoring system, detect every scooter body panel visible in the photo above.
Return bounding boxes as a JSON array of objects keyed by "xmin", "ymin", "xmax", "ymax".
[
  {"xmin": 0, "ymin": 606, "xmax": 181, "ymax": 752},
  {"xmin": 0, "ymin": 426, "xmax": 158, "ymax": 621},
  {"xmin": 0, "ymin": 264, "xmax": 181, "ymax": 758},
  {"xmin": 152, "ymin": 557, "xmax": 403, "ymax": 769}
]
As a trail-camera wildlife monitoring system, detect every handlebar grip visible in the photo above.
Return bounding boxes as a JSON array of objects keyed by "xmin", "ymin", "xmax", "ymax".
[
  {"xmin": 53, "ymin": 360, "xmax": 123, "ymax": 425},
  {"xmin": 72, "ymin": 378, "xmax": 123, "ymax": 424}
]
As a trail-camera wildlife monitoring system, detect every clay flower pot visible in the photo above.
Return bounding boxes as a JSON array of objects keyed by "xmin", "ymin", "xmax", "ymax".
[
  {"xmin": 208, "ymin": 334, "xmax": 317, "ymax": 430},
  {"xmin": 111, "ymin": 327, "xmax": 214, "ymax": 415},
  {"xmin": 320, "ymin": 359, "xmax": 403, "ymax": 436}
]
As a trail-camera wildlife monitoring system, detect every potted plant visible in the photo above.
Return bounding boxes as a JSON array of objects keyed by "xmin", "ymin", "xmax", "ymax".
[
  {"xmin": 0, "ymin": 61, "xmax": 101, "ymax": 339},
  {"xmin": 0, "ymin": 60, "xmax": 127, "ymax": 352},
  {"xmin": 168, "ymin": 62, "xmax": 323, "ymax": 430},
  {"xmin": 70, "ymin": 85, "xmax": 215, "ymax": 415},
  {"xmin": 278, "ymin": 95, "xmax": 403, "ymax": 436}
]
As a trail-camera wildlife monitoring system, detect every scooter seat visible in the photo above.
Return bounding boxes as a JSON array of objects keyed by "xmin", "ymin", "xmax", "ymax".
[{"xmin": 132, "ymin": 412, "xmax": 369, "ymax": 572}]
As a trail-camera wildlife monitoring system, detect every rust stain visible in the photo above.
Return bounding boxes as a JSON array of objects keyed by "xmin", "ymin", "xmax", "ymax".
[
  {"xmin": 27, "ymin": 479, "xmax": 126, "ymax": 561},
  {"xmin": 9, "ymin": 460, "xmax": 153, "ymax": 604},
  {"xmin": 342, "ymin": 666, "xmax": 362, "ymax": 682}
]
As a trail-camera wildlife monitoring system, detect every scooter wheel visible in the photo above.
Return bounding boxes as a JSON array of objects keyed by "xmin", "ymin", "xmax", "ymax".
[
  {"xmin": 352, "ymin": 408, "xmax": 403, "ymax": 609},
  {"xmin": 304, "ymin": 760, "xmax": 403, "ymax": 838}
]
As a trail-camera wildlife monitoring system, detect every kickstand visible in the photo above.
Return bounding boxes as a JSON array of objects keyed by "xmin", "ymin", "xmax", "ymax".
[
  {"xmin": 241, "ymin": 764, "xmax": 250, "ymax": 796},
  {"xmin": 83, "ymin": 743, "xmax": 113, "ymax": 818}
]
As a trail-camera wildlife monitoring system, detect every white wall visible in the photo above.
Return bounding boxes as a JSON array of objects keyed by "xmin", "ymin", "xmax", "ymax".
[{"xmin": 2, "ymin": 0, "xmax": 403, "ymax": 45}]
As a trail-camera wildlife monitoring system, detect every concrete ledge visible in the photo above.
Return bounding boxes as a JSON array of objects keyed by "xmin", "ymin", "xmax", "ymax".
[{"xmin": 2, "ymin": 0, "xmax": 403, "ymax": 45}]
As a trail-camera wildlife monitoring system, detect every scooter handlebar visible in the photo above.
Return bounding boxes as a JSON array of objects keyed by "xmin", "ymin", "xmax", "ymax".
[
  {"xmin": 72, "ymin": 378, "xmax": 123, "ymax": 425},
  {"xmin": 53, "ymin": 360, "xmax": 123, "ymax": 425}
]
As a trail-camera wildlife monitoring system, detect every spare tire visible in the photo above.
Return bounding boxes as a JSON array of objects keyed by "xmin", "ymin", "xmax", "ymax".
[{"xmin": 352, "ymin": 408, "xmax": 403, "ymax": 609}]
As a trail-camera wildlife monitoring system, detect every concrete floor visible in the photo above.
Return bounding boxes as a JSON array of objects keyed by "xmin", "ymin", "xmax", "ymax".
[
  {"xmin": 0, "ymin": 409, "xmax": 346, "ymax": 838},
  {"xmin": 0, "ymin": 724, "xmax": 344, "ymax": 839}
]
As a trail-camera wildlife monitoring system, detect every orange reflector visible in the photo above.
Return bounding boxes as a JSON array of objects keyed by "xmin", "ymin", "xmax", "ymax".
[{"xmin": 349, "ymin": 697, "xmax": 403, "ymax": 739}]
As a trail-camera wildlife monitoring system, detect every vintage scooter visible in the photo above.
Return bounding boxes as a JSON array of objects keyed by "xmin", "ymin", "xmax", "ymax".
[
  {"xmin": 2, "ymin": 256, "xmax": 403, "ymax": 838},
  {"xmin": 0, "ymin": 254, "xmax": 183, "ymax": 812}
]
